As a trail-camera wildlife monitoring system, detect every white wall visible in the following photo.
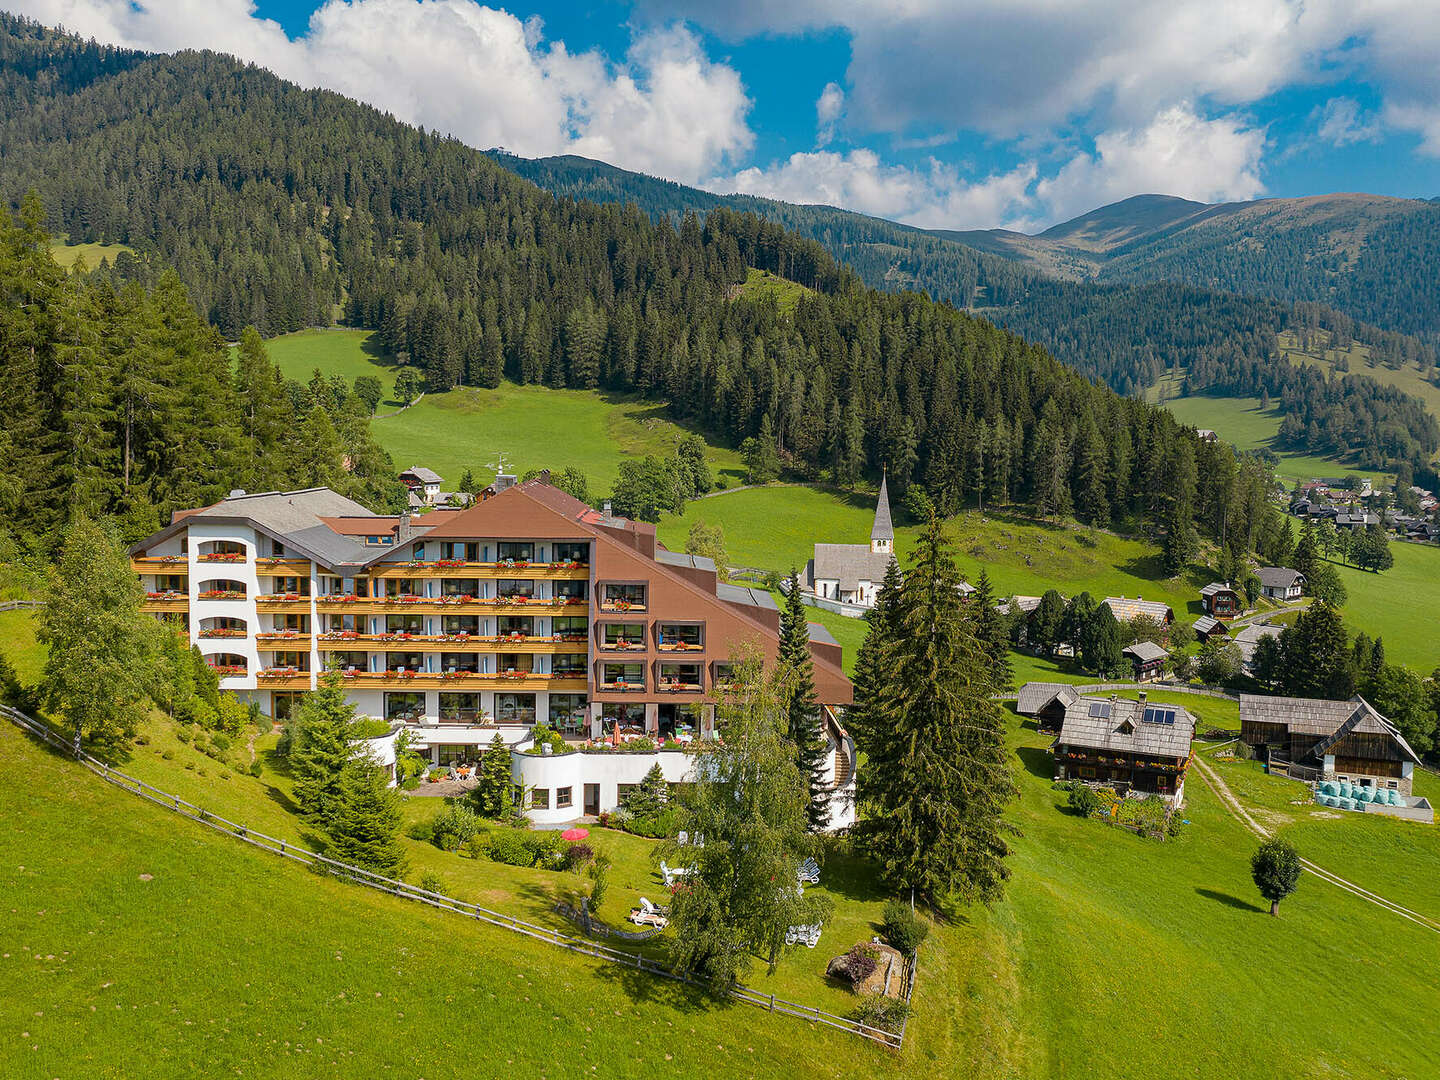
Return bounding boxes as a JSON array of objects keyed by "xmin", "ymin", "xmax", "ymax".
[{"xmin": 512, "ymin": 747, "xmax": 696, "ymax": 826}]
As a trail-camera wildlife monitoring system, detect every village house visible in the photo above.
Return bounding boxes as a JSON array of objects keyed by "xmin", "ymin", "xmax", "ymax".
[
  {"xmin": 1255, "ymin": 567, "xmax": 1305, "ymax": 602},
  {"xmin": 1239, "ymin": 694, "xmax": 1422, "ymax": 798},
  {"xmin": 1122, "ymin": 641, "xmax": 1169, "ymax": 682},
  {"xmin": 1199, "ymin": 582, "xmax": 1242, "ymax": 619},
  {"xmin": 127, "ymin": 475, "xmax": 857, "ymax": 827},
  {"xmin": 1192, "ymin": 615, "xmax": 1229, "ymax": 644},
  {"xmin": 399, "ymin": 465, "xmax": 445, "ymax": 506},
  {"xmin": 1103, "ymin": 596, "xmax": 1174, "ymax": 626},
  {"xmin": 1052, "ymin": 692, "xmax": 1195, "ymax": 803},
  {"xmin": 803, "ymin": 476, "xmax": 896, "ymax": 616},
  {"xmin": 1234, "ymin": 622, "xmax": 1281, "ymax": 672},
  {"xmin": 1015, "ymin": 681, "xmax": 1080, "ymax": 733}
]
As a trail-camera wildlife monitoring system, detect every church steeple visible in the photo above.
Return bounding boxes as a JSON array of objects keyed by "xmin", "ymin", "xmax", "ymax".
[{"xmin": 870, "ymin": 470, "xmax": 894, "ymax": 555}]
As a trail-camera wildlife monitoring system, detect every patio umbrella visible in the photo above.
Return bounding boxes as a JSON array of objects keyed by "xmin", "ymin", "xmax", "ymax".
[{"xmin": 561, "ymin": 827, "xmax": 590, "ymax": 841}]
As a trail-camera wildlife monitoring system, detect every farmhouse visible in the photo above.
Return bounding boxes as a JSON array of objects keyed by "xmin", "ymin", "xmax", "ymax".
[
  {"xmin": 1122, "ymin": 641, "xmax": 1169, "ymax": 682},
  {"xmin": 1015, "ymin": 681, "xmax": 1080, "ymax": 733},
  {"xmin": 399, "ymin": 465, "xmax": 445, "ymax": 507},
  {"xmin": 1199, "ymin": 582, "xmax": 1242, "ymax": 619},
  {"xmin": 128, "ymin": 475, "xmax": 857, "ymax": 827},
  {"xmin": 1192, "ymin": 615, "xmax": 1229, "ymax": 643},
  {"xmin": 1102, "ymin": 596, "xmax": 1174, "ymax": 626},
  {"xmin": 1053, "ymin": 693, "xmax": 1195, "ymax": 803},
  {"xmin": 1239, "ymin": 694, "xmax": 1421, "ymax": 795},
  {"xmin": 1256, "ymin": 567, "xmax": 1305, "ymax": 602},
  {"xmin": 803, "ymin": 475, "xmax": 896, "ymax": 614}
]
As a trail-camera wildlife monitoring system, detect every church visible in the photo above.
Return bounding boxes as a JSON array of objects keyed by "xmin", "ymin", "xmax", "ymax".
[{"xmin": 803, "ymin": 476, "xmax": 897, "ymax": 615}]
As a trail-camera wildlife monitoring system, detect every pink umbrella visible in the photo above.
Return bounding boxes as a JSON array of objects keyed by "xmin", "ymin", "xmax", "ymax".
[{"xmin": 561, "ymin": 827, "xmax": 590, "ymax": 841}]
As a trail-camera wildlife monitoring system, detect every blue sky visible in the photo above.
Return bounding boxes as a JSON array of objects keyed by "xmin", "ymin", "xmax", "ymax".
[{"xmin": 19, "ymin": 0, "xmax": 1440, "ymax": 229}]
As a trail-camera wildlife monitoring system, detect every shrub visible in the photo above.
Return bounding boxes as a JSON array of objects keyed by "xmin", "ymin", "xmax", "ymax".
[
  {"xmin": 880, "ymin": 900, "xmax": 930, "ymax": 958},
  {"xmin": 134, "ymin": 733, "xmax": 150, "ymax": 746},
  {"xmin": 211, "ymin": 731, "xmax": 232, "ymax": 752},
  {"xmin": 485, "ymin": 829, "xmax": 534, "ymax": 866},
  {"xmin": 528, "ymin": 831, "xmax": 570, "ymax": 869},
  {"xmin": 161, "ymin": 750, "xmax": 174, "ymax": 760},
  {"xmin": 563, "ymin": 843, "xmax": 595, "ymax": 870},
  {"xmin": 1067, "ymin": 783, "xmax": 1102, "ymax": 817},
  {"xmin": 626, "ymin": 736, "xmax": 656, "ymax": 753},
  {"xmin": 588, "ymin": 859, "xmax": 610, "ymax": 910},
  {"xmin": 623, "ymin": 807, "xmax": 679, "ymax": 839},
  {"xmin": 431, "ymin": 802, "xmax": 482, "ymax": 851},
  {"xmin": 852, "ymin": 994, "xmax": 911, "ymax": 1034},
  {"xmin": 461, "ymin": 833, "xmax": 488, "ymax": 860},
  {"xmin": 185, "ymin": 761, "xmax": 196, "ymax": 770},
  {"xmin": 248, "ymin": 761, "xmax": 263, "ymax": 778},
  {"xmin": 417, "ymin": 871, "xmax": 447, "ymax": 895},
  {"xmin": 405, "ymin": 820, "xmax": 435, "ymax": 843},
  {"xmin": 174, "ymin": 726, "xmax": 192, "ymax": 744},
  {"xmin": 835, "ymin": 943, "xmax": 879, "ymax": 985}
]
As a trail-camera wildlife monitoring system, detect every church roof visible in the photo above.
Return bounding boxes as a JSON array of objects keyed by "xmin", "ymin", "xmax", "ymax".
[{"xmin": 870, "ymin": 474, "xmax": 894, "ymax": 541}]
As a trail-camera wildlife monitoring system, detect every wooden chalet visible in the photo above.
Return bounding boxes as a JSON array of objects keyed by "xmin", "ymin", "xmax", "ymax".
[
  {"xmin": 1239, "ymin": 694, "xmax": 1421, "ymax": 794},
  {"xmin": 1053, "ymin": 693, "xmax": 1195, "ymax": 802},
  {"xmin": 1192, "ymin": 615, "xmax": 1229, "ymax": 644},
  {"xmin": 1199, "ymin": 582, "xmax": 1242, "ymax": 619},
  {"xmin": 1256, "ymin": 568, "xmax": 1305, "ymax": 602},
  {"xmin": 1103, "ymin": 596, "xmax": 1174, "ymax": 626},
  {"xmin": 1015, "ymin": 681, "xmax": 1080, "ymax": 733},
  {"xmin": 1122, "ymin": 640, "xmax": 1168, "ymax": 682}
]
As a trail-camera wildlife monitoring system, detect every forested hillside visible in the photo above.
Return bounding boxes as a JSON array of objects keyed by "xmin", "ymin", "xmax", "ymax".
[
  {"xmin": 0, "ymin": 196, "xmax": 402, "ymax": 553},
  {"xmin": 493, "ymin": 154, "xmax": 1438, "ymax": 468},
  {"xmin": 0, "ymin": 15, "xmax": 1295, "ymax": 566}
]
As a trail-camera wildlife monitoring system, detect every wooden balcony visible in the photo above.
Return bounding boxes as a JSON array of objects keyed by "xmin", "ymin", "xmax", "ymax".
[
  {"xmin": 131, "ymin": 556, "xmax": 187, "ymax": 573},
  {"xmin": 254, "ymin": 558, "xmax": 313, "ymax": 576},
  {"xmin": 255, "ymin": 670, "xmax": 313, "ymax": 690},
  {"xmin": 141, "ymin": 596, "xmax": 190, "ymax": 614},
  {"xmin": 367, "ymin": 561, "xmax": 590, "ymax": 581},
  {"xmin": 195, "ymin": 553, "xmax": 248, "ymax": 565},
  {"xmin": 255, "ymin": 632, "xmax": 313, "ymax": 647},
  {"xmin": 314, "ymin": 596, "xmax": 588, "ymax": 615},
  {"xmin": 315, "ymin": 633, "xmax": 577, "ymax": 653},
  {"xmin": 338, "ymin": 672, "xmax": 587, "ymax": 692},
  {"xmin": 253, "ymin": 594, "xmax": 313, "ymax": 608}
]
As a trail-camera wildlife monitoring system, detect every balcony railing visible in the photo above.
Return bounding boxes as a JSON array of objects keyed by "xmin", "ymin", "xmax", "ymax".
[
  {"xmin": 197, "ymin": 552, "xmax": 247, "ymax": 564},
  {"xmin": 197, "ymin": 590, "xmax": 246, "ymax": 601},
  {"xmin": 255, "ymin": 631, "xmax": 312, "ymax": 645},
  {"xmin": 657, "ymin": 641, "xmax": 705, "ymax": 652},
  {"xmin": 208, "ymin": 664, "xmax": 247, "ymax": 677},
  {"xmin": 254, "ymin": 593, "xmax": 310, "ymax": 605},
  {"xmin": 367, "ymin": 560, "xmax": 589, "ymax": 580},
  {"xmin": 131, "ymin": 556, "xmax": 186, "ymax": 571},
  {"xmin": 254, "ymin": 558, "xmax": 312, "ymax": 575},
  {"xmin": 597, "ymin": 680, "xmax": 646, "ymax": 692},
  {"xmin": 338, "ymin": 671, "xmax": 586, "ymax": 690},
  {"xmin": 315, "ymin": 595, "xmax": 587, "ymax": 612},
  {"xmin": 198, "ymin": 628, "xmax": 247, "ymax": 639},
  {"xmin": 598, "ymin": 599, "xmax": 647, "ymax": 613}
]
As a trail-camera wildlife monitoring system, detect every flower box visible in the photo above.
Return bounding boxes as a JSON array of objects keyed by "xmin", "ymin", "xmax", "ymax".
[
  {"xmin": 321, "ymin": 630, "xmax": 360, "ymax": 640},
  {"xmin": 198, "ymin": 590, "xmax": 246, "ymax": 600},
  {"xmin": 145, "ymin": 591, "xmax": 186, "ymax": 600},
  {"xmin": 435, "ymin": 559, "xmax": 467, "ymax": 569},
  {"xmin": 199, "ymin": 629, "xmax": 246, "ymax": 638},
  {"xmin": 259, "ymin": 667, "xmax": 300, "ymax": 678},
  {"xmin": 199, "ymin": 552, "xmax": 245, "ymax": 563},
  {"xmin": 208, "ymin": 664, "xmax": 246, "ymax": 676}
]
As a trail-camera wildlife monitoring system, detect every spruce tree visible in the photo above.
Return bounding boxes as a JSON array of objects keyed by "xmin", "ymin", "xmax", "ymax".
[
  {"xmin": 780, "ymin": 570, "xmax": 829, "ymax": 831},
  {"xmin": 849, "ymin": 557, "xmax": 902, "ymax": 756},
  {"xmin": 288, "ymin": 671, "xmax": 362, "ymax": 823},
  {"xmin": 473, "ymin": 732, "xmax": 513, "ymax": 818},
  {"xmin": 968, "ymin": 569, "xmax": 1013, "ymax": 692},
  {"xmin": 328, "ymin": 761, "xmax": 407, "ymax": 877},
  {"xmin": 856, "ymin": 516, "xmax": 1016, "ymax": 905}
]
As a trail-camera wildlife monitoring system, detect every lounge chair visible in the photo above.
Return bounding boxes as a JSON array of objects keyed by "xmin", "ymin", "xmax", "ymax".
[
  {"xmin": 629, "ymin": 897, "xmax": 669, "ymax": 928},
  {"xmin": 797, "ymin": 857, "xmax": 821, "ymax": 885},
  {"xmin": 677, "ymin": 831, "xmax": 689, "ymax": 847}
]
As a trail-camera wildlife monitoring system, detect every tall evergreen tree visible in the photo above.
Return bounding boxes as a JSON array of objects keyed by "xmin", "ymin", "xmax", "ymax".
[
  {"xmin": 288, "ymin": 671, "xmax": 362, "ymax": 822},
  {"xmin": 967, "ymin": 569, "xmax": 1013, "ymax": 692},
  {"xmin": 779, "ymin": 570, "xmax": 829, "ymax": 831},
  {"xmin": 856, "ymin": 517, "xmax": 1016, "ymax": 906},
  {"xmin": 848, "ymin": 556, "xmax": 902, "ymax": 756},
  {"xmin": 328, "ymin": 760, "xmax": 407, "ymax": 877}
]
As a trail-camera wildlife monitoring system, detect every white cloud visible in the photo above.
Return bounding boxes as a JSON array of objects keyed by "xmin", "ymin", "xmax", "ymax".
[
  {"xmin": 815, "ymin": 81, "xmax": 844, "ymax": 145},
  {"xmin": 12, "ymin": 0, "xmax": 753, "ymax": 184},
  {"xmin": 1037, "ymin": 105, "xmax": 1267, "ymax": 222},
  {"xmin": 1315, "ymin": 98, "xmax": 1383, "ymax": 147},
  {"xmin": 716, "ymin": 150, "xmax": 1040, "ymax": 230}
]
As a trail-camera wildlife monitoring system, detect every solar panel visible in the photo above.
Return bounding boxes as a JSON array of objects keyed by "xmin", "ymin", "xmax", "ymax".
[
  {"xmin": 1141, "ymin": 707, "xmax": 1177, "ymax": 726},
  {"xmin": 1089, "ymin": 702, "xmax": 1112, "ymax": 719}
]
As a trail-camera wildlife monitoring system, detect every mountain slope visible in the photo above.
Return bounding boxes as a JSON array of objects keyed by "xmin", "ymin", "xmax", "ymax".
[{"xmin": 938, "ymin": 192, "xmax": 1440, "ymax": 342}]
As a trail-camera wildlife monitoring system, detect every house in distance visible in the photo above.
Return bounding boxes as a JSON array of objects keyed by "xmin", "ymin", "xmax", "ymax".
[
  {"xmin": 1122, "ymin": 641, "xmax": 1169, "ymax": 682},
  {"xmin": 1051, "ymin": 691, "xmax": 1195, "ymax": 803},
  {"xmin": 1199, "ymin": 582, "xmax": 1242, "ymax": 619},
  {"xmin": 1256, "ymin": 567, "xmax": 1305, "ymax": 602}
]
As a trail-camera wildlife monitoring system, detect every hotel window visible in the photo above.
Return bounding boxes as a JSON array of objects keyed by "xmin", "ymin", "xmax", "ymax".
[
  {"xmin": 552, "ymin": 653, "xmax": 587, "ymax": 676},
  {"xmin": 711, "ymin": 661, "xmax": 737, "ymax": 689},
  {"xmin": 601, "ymin": 662, "xmax": 645, "ymax": 689},
  {"xmin": 553, "ymin": 616, "xmax": 588, "ymax": 640},
  {"xmin": 441, "ymin": 577, "xmax": 479, "ymax": 598},
  {"xmin": 553, "ymin": 542, "xmax": 589, "ymax": 565},
  {"xmin": 440, "ymin": 653, "xmax": 479, "ymax": 674},
  {"xmin": 601, "ymin": 583, "xmax": 646, "ymax": 611},
  {"xmin": 382, "ymin": 578, "xmax": 421, "ymax": 598},
  {"xmin": 329, "ymin": 651, "xmax": 367, "ymax": 671},
  {"xmin": 437, "ymin": 744, "xmax": 469, "ymax": 767},
  {"xmin": 158, "ymin": 574, "xmax": 186, "ymax": 593},
  {"xmin": 497, "ymin": 615, "xmax": 534, "ymax": 637},
  {"xmin": 441, "ymin": 542, "xmax": 480, "ymax": 562},
  {"xmin": 497, "ymin": 542, "xmax": 535, "ymax": 563},
  {"xmin": 602, "ymin": 623, "xmax": 645, "ymax": 648},
  {"xmin": 442, "ymin": 615, "xmax": 479, "ymax": 635},
  {"xmin": 385, "ymin": 614, "xmax": 424, "ymax": 634},
  {"xmin": 530, "ymin": 788, "xmax": 549, "ymax": 810},
  {"xmin": 269, "ymin": 538, "xmax": 284, "ymax": 557},
  {"xmin": 658, "ymin": 623, "xmax": 703, "ymax": 649},
  {"xmin": 383, "ymin": 693, "xmax": 424, "ymax": 722},
  {"xmin": 496, "ymin": 578, "xmax": 534, "ymax": 599},
  {"xmin": 550, "ymin": 694, "xmax": 587, "ymax": 729},
  {"xmin": 270, "ymin": 650, "xmax": 309, "ymax": 671},
  {"xmin": 497, "ymin": 653, "xmax": 533, "ymax": 675},
  {"xmin": 556, "ymin": 786, "xmax": 573, "ymax": 809},
  {"xmin": 275, "ymin": 613, "xmax": 309, "ymax": 632},
  {"xmin": 496, "ymin": 693, "xmax": 537, "ymax": 725},
  {"xmin": 554, "ymin": 580, "xmax": 588, "ymax": 601},
  {"xmin": 438, "ymin": 693, "xmax": 481, "ymax": 723},
  {"xmin": 385, "ymin": 651, "xmax": 424, "ymax": 672},
  {"xmin": 271, "ymin": 575, "xmax": 309, "ymax": 596}
]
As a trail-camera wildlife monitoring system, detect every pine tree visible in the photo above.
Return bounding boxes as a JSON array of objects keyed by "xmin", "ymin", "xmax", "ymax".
[
  {"xmin": 328, "ymin": 761, "xmax": 407, "ymax": 877},
  {"xmin": 1028, "ymin": 588, "xmax": 1066, "ymax": 654},
  {"xmin": 780, "ymin": 570, "xmax": 829, "ymax": 831},
  {"xmin": 39, "ymin": 514, "xmax": 151, "ymax": 747},
  {"xmin": 1291, "ymin": 519, "xmax": 1320, "ymax": 580},
  {"xmin": 968, "ymin": 569, "xmax": 1013, "ymax": 692},
  {"xmin": 288, "ymin": 671, "xmax": 362, "ymax": 823},
  {"xmin": 856, "ymin": 517, "xmax": 1016, "ymax": 905},
  {"xmin": 473, "ymin": 732, "xmax": 513, "ymax": 818},
  {"xmin": 849, "ymin": 557, "xmax": 902, "ymax": 756}
]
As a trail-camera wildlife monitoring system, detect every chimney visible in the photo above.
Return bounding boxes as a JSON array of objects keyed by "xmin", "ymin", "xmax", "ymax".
[
  {"xmin": 397, "ymin": 511, "xmax": 413, "ymax": 543},
  {"xmin": 1137, "ymin": 691, "xmax": 1147, "ymax": 706},
  {"xmin": 602, "ymin": 500, "xmax": 612, "ymax": 519}
]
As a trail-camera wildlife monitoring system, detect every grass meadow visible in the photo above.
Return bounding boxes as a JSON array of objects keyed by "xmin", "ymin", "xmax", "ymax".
[
  {"xmin": 48, "ymin": 239, "xmax": 132, "ymax": 271},
  {"xmin": 6, "ymin": 612, "xmax": 1440, "ymax": 1078},
  {"xmin": 259, "ymin": 329, "xmax": 746, "ymax": 493}
]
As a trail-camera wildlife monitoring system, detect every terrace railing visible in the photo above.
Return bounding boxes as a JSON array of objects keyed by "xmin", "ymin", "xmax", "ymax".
[{"xmin": 0, "ymin": 702, "xmax": 913, "ymax": 1050}]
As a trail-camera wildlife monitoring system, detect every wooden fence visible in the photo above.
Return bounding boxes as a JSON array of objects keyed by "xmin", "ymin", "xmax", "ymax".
[
  {"xmin": 0, "ymin": 703, "xmax": 912, "ymax": 1050},
  {"xmin": 0, "ymin": 599, "xmax": 42, "ymax": 611}
]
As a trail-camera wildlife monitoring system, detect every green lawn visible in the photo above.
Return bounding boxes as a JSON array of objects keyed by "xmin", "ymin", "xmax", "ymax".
[
  {"xmin": 257, "ymin": 328, "xmax": 745, "ymax": 493},
  {"xmin": 6, "ymin": 615, "xmax": 1440, "ymax": 1076},
  {"xmin": 1160, "ymin": 392, "xmax": 1388, "ymax": 485},
  {"xmin": 1329, "ymin": 543, "xmax": 1440, "ymax": 672},
  {"xmin": 48, "ymin": 239, "xmax": 132, "ymax": 270},
  {"xmin": 663, "ymin": 489, "xmax": 1213, "ymax": 618}
]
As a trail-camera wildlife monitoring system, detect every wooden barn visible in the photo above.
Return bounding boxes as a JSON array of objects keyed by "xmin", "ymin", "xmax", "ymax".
[
  {"xmin": 1053, "ymin": 693, "xmax": 1195, "ymax": 803},
  {"xmin": 1192, "ymin": 615, "xmax": 1230, "ymax": 643},
  {"xmin": 1016, "ymin": 681, "xmax": 1080, "ymax": 733},
  {"xmin": 1239, "ymin": 694, "xmax": 1421, "ymax": 794}
]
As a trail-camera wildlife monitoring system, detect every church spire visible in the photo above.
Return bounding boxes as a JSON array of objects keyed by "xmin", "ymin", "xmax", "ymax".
[{"xmin": 870, "ymin": 468, "xmax": 894, "ymax": 553}]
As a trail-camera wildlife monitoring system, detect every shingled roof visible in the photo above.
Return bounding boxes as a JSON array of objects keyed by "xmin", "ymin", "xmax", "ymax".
[
  {"xmin": 1123, "ymin": 641, "xmax": 1169, "ymax": 664},
  {"xmin": 1256, "ymin": 567, "xmax": 1304, "ymax": 590},
  {"xmin": 1015, "ymin": 681, "xmax": 1080, "ymax": 716},
  {"xmin": 1058, "ymin": 696, "xmax": 1195, "ymax": 758},
  {"xmin": 1239, "ymin": 694, "xmax": 1420, "ymax": 763},
  {"xmin": 1103, "ymin": 597, "xmax": 1174, "ymax": 622},
  {"xmin": 807, "ymin": 545, "xmax": 896, "ymax": 592}
]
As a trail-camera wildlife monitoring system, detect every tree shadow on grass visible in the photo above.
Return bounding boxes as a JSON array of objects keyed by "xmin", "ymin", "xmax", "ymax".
[
  {"xmin": 589, "ymin": 953, "xmax": 722, "ymax": 1014},
  {"xmin": 1195, "ymin": 887, "xmax": 1265, "ymax": 913},
  {"xmin": 265, "ymin": 784, "xmax": 302, "ymax": 816},
  {"xmin": 814, "ymin": 852, "xmax": 888, "ymax": 904},
  {"xmin": 1014, "ymin": 745, "xmax": 1055, "ymax": 781}
]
